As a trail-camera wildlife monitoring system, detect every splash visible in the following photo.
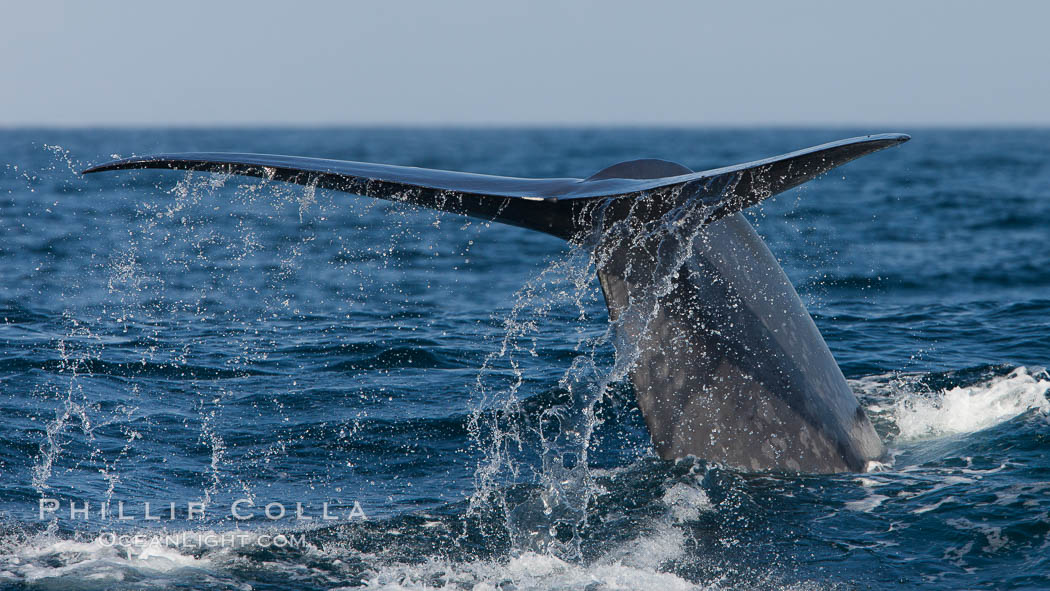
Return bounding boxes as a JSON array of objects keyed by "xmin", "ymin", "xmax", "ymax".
[
  {"xmin": 467, "ymin": 184, "xmax": 725, "ymax": 559},
  {"xmin": 467, "ymin": 237, "xmax": 609, "ymax": 559}
]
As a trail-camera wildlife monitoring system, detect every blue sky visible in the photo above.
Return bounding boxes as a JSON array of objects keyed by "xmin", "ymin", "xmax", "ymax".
[{"xmin": 2, "ymin": 0, "xmax": 1048, "ymax": 126}]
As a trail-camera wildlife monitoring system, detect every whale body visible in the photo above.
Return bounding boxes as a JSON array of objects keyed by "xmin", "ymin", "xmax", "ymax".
[{"xmin": 84, "ymin": 133, "xmax": 909, "ymax": 473}]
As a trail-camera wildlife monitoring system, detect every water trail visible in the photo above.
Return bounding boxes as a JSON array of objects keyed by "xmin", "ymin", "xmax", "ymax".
[
  {"xmin": 31, "ymin": 315, "xmax": 100, "ymax": 492},
  {"xmin": 468, "ymin": 183, "xmax": 725, "ymax": 560}
]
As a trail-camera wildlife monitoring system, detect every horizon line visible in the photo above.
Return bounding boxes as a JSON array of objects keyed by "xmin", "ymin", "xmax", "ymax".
[{"xmin": 3, "ymin": 121, "xmax": 1050, "ymax": 131}]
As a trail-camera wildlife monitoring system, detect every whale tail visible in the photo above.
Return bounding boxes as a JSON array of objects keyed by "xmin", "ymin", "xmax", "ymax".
[
  {"xmin": 83, "ymin": 133, "xmax": 909, "ymax": 472},
  {"xmin": 82, "ymin": 134, "xmax": 907, "ymax": 241}
]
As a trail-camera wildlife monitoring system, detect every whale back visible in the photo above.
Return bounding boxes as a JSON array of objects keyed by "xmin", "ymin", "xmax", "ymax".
[{"xmin": 585, "ymin": 159, "xmax": 693, "ymax": 180}]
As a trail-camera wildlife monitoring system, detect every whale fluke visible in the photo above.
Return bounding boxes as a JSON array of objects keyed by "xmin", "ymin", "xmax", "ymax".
[
  {"xmin": 83, "ymin": 134, "xmax": 907, "ymax": 240},
  {"xmin": 84, "ymin": 133, "xmax": 909, "ymax": 473}
]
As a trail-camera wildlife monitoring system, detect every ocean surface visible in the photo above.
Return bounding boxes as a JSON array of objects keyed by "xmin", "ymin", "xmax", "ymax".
[{"xmin": 0, "ymin": 128, "xmax": 1048, "ymax": 590}]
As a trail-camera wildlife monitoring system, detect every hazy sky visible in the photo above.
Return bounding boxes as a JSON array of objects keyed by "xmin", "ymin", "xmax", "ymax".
[{"xmin": 2, "ymin": 0, "xmax": 1048, "ymax": 126}]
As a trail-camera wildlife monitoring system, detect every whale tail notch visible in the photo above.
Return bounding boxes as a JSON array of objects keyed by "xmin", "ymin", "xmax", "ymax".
[{"xmin": 83, "ymin": 133, "xmax": 909, "ymax": 472}]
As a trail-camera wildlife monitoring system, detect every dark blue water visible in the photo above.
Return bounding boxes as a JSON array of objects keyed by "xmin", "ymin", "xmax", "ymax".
[{"xmin": 1, "ymin": 128, "xmax": 1048, "ymax": 590}]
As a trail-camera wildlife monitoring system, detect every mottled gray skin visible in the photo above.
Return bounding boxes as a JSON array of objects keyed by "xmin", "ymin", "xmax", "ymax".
[
  {"xmin": 592, "ymin": 159, "xmax": 884, "ymax": 472},
  {"xmin": 598, "ymin": 211, "xmax": 883, "ymax": 472},
  {"xmin": 84, "ymin": 134, "xmax": 906, "ymax": 473}
]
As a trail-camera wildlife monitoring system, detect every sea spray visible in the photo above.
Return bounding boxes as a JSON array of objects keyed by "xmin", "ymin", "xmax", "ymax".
[
  {"xmin": 467, "ymin": 184, "xmax": 727, "ymax": 560},
  {"xmin": 467, "ymin": 236, "xmax": 607, "ymax": 559},
  {"xmin": 27, "ymin": 163, "xmax": 352, "ymax": 519}
]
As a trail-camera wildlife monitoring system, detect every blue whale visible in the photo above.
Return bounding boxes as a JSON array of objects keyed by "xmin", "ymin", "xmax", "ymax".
[{"xmin": 84, "ymin": 133, "xmax": 909, "ymax": 473}]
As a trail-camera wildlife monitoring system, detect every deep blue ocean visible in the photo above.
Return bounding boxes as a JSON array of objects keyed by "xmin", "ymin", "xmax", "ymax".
[{"xmin": 1, "ymin": 128, "xmax": 1048, "ymax": 590}]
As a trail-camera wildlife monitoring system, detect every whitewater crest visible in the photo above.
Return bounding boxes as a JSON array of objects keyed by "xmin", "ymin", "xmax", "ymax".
[{"xmin": 856, "ymin": 366, "xmax": 1050, "ymax": 441}]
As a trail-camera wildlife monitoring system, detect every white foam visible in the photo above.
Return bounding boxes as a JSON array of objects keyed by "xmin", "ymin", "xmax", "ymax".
[
  {"xmin": 662, "ymin": 482, "xmax": 714, "ymax": 523},
  {"xmin": 310, "ymin": 481, "xmax": 737, "ymax": 590},
  {"xmin": 860, "ymin": 367, "xmax": 1050, "ymax": 441},
  {"xmin": 0, "ymin": 528, "xmax": 524, "ymax": 590},
  {"xmin": 351, "ymin": 551, "xmax": 706, "ymax": 591},
  {"xmin": 844, "ymin": 494, "xmax": 889, "ymax": 513},
  {"xmin": 894, "ymin": 367, "xmax": 1050, "ymax": 440},
  {"xmin": 590, "ymin": 480, "xmax": 717, "ymax": 582},
  {"xmin": 0, "ymin": 508, "xmax": 811, "ymax": 591},
  {"xmin": 913, "ymin": 496, "xmax": 957, "ymax": 514},
  {"xmin": 0, "ymin": 532, "xmax": 220, "ymax": 587}
]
